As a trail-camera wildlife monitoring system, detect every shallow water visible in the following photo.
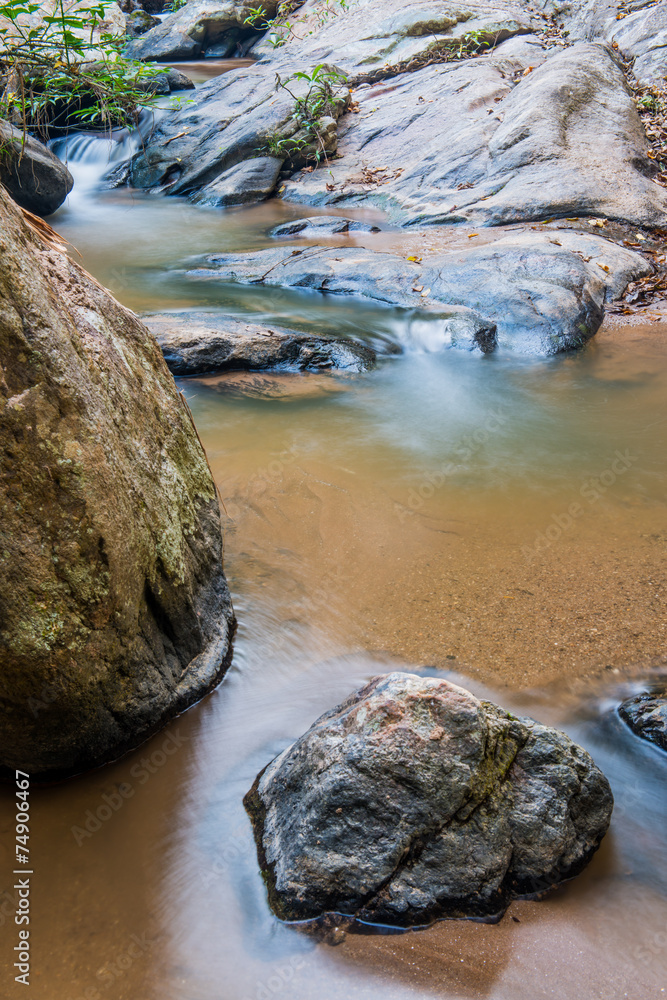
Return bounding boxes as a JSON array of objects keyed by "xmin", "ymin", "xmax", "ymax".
[{"xmin": 2, "ymin": 69, "xmax": 666, "ymax": 1000}]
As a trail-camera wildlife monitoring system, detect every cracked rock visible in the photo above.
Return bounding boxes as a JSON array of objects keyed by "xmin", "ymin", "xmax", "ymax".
[{"xmin": 244, "ymin": 673, "xmax": 613, "ymax": 927}]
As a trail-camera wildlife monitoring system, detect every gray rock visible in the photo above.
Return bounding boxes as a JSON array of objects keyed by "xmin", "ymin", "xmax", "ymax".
[
  {"xmin": 269, "ymin": 215, "xmax": 381, "ymax": 236},
  {"xmin": 245, "ymin": 673, "xmax": 613, "ymax": 927},
  {"xmin": 539, "ymin": 0, "xmax": 667, "ymax": 88},
  {"xmin": 251, "ymin": 0, "xmax": 540, "ymax": 76},
  {"xmin": 610, "ymin": 3, "xmax": 667, "ymax": 88},
  {"xmin": 125, "ymin": 0, "xmax": 275, "ymax": 60},
  {"xmin": 129, "ymin": 62, "xmax": 349, "ymax": 194},
  {"xmin": 0, "ymin": 185, "xmax": 235, "ymax": 781},
  {"xmin": 141, "ymin": 311, "xmax": 377, "ymax": 372},
  {"xmin": 165, "ymin": 66, "xmax": 196, "ymax": 90},
  {"xmin": 191, "ymin": 156, "xmax": 283, "ymax": 207},
  {"xmin": 0, "ymin": 121, "xmax": 73, "ymax": 217},
  {"xmin": 125, "ymin": 8, "xmax": 160, "ymax": 37},
  {"xmin": 282, "ymin": 42, "xmax": 667, "ymax": 229},
  {"xmin": 186, "ymin": 230, "xmax": 650, "ymax": 354},
  {"xmin": 619, "ymin": 688, "xmax": 667, "ymax": 752}
]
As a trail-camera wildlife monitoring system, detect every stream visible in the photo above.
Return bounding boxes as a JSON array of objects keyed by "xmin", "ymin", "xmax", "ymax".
[{"xmin": 1, "ymin": 62, "xmax": 666, "ymax": 1000}]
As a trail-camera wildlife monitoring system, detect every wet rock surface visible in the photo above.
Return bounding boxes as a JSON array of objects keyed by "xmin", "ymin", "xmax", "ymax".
[
  {"xmin": 0, "ymin": 121, "xmax": 74, "ymax": 217},
  {"xmin": 142, "ymin": 310, "xmax": 377, "ymax": 372},
  {"xmin": 619, "ymin": 688, "xmax": 667, "ymax": 752},
  {"xmin": 269, "ymin": 216, "xmax": 381, "ymax": 237},
  {"xmin": 186, "ymin": 231, "xmax": 650, "ymax": 354},
  {"xmin": 0, "ymin": 187, "xmax": 235, "ymax": 780},
  {"xmin": 245, "ymin": 673, "xmax": 613, "ymax": 927}
]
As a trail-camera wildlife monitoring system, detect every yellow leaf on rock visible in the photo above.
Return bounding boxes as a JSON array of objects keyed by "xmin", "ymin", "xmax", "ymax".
[{"xmin": 407, "ymin": 255, "xmax": 422, "ymax": 263}]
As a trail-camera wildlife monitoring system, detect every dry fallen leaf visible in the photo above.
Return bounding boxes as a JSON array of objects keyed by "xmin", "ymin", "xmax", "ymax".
[
  {"xmin": 407, "ymin": 255, "xmax": 422, "ymax": 263},
  {"xmin": 468, "ymin": 233, "xmax": 479, "ymax": 238},
  {"xmin": 421, "ymin": 288, "xmax": 431, "ymax": 297},
  {"xmin": 597, "ymin": 263, "xmax": 611, "ymax": 273}
]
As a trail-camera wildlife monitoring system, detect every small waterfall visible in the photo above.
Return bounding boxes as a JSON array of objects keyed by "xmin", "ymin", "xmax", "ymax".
[{"xmin": 49, "ymin": 107, "xmax": 163, "ymax": 200}]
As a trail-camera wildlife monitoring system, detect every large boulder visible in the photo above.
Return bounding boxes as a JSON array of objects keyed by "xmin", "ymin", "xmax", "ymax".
[
  {"xmin": 129, "ymin": 61, "xmax": 349, "ymax": 195},
  {"xmin": 182, "ymin": 230, "xmax": 650, "ymax": 354},
  {"xmin": 250, "ymin": 0, "xmax": 539, "ymax": 75},
  {"xmin": 245, "ymin": 673, "xmax": 613, "ymax": 927},
  {"xmin": 123, "ymin": 0, "xmax": 667, "ymax": 231},
  {"xmin": 282, "ymin": 41, "xmax": 667, "ymax": 229},
  {"xmin": 619, "ymin": 688, "xmax": 667, "ymax": 752},
  {"xmin": 0, "ymin": 122, "xmax": 74, "ymax": 217},
  {"xmin": 125, "ymin": 0, "xmax": 276, "ymax": 60},
  {"xmin": 142, "ymin": 311, "xmax": 377, "ymax": 373},
  {"xmin": 0, "ymin": 186, "xmax": 235, "ymax": 780}
]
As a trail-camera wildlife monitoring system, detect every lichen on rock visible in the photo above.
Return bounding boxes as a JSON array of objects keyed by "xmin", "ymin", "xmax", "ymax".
[{"xmin": 0, "ymin": 186, "xmax": 235, "ymax": 781}]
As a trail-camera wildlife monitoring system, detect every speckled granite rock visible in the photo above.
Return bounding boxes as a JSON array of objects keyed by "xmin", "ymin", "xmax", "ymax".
[
  {"xmin": 245, "ymin": 672, "xmax": 613, "ymax": 927},
  {"xmin": 0, "ymin": 186, "xmax": 235, "ymax": 780}
]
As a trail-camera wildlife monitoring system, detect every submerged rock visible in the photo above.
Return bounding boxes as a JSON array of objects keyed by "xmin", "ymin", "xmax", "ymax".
[
  {"xmin": 619, "ymin": 689, "xmax": 667, "ymax": 752},
  {"xmin": 245, "ymin": 673, "xmax": 613, "ymax": 927},
  {"xmin": 0, "ymin": 121, "xmax": 73, "ymax": 217},
  {"xmin": 269, "ymin": 216, "xmax": 381, "ymax": 237},
  {"xmin": 0, "ymin": 187, "xmax": 235, "ymax": 780},
  {"xmin": 185, "ymin": 231, "xmax": 650, "ymax": 355},
  {"xmin": 142, "ymin": 311, "xmax": 377, "ymax": 373}
]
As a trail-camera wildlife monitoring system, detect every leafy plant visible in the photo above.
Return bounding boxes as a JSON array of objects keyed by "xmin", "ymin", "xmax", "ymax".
[
  {"xmin": 0, "ymin": 0, "xmax": 161, "ymax": 142},
  {"xmin": 244, "ymin": 0, "xmax": 352, "ymax": 49},
  {"xmin": 264, "ymin": 63, "xmax": 346, "ymax": 166},
  {"xmin": 163, "ymin": 0, "xmax": 187, "ymax": 12}
]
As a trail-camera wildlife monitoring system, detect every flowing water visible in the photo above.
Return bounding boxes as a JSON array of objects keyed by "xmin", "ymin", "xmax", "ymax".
[{"xmin": 1, "ymin": 65, "xmax": 666, "ymax": 1000}]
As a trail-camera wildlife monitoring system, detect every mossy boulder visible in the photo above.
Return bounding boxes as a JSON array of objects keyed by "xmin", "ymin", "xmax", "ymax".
[
  {"xmin": 245, "ymin": 673, "xmax": 613, "ymax": 927},
  {"xmin": 0, "ymin": 186, "xmax": 234, "ymax": 780}
]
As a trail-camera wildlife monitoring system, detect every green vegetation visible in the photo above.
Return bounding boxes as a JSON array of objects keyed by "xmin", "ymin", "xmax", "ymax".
[
  {"xmin": 245, "ymin": 0, "xmax": 350, "ymax": 50},
  {"xmin": 264, "ymin": 63, "xmax": 346, "ymax": 165},
  {"xmin": 0, "ymin": 1, "xmax": 159, "ymax": 140}
]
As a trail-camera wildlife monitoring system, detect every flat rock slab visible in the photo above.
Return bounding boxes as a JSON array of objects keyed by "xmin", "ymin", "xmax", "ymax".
[
  {"xmin": 186, "ymin": 230, "xmax": 651, "ymax": 354},
  {"xmin": 282, "ymin": 42, "xmax": 667, "ymax": 229},
  {"xmin": 269, "ymin": 216, "xmax": 381, "ymax": 236},
  {"xmin": 245, "ymin": 673, "xmax": 613, "ymax": 927},
  {"xmin": 618, "ymin": 688, "xmax": 667, "ymax": 752},
  {"xmin": 141, "ymin": 311, "xmax": 377, "ymax": 373}
]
